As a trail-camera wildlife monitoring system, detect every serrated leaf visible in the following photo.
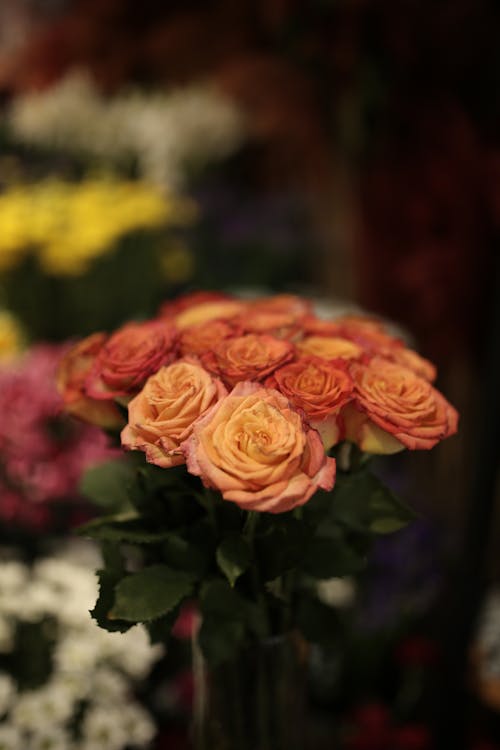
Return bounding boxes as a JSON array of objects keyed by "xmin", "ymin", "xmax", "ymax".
[
  {"xmin": 216, "ymin": 535, "xmax": 251, "ymax": 586},
  {"xmin": 162, "ymin": 532, "xmax": 211, "ymax": 576},
  {"xmin": 145, "ymin": 606, "xmax": 181, "ymax": 645},
  {"xmin": 110, "ymin": 565, "xmax": 195, "ymax": 622},
  {"xmin": 91, "ymin": 568, "xmax": 132, "ymax": 633}
]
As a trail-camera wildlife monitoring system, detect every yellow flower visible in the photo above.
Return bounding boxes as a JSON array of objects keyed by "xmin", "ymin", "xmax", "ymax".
[{"xmin": 0, "ymin": 178, "xmax": 195, "ymax": 276}]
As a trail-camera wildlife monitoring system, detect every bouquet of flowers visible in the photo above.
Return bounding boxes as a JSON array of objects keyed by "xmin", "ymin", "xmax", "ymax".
[{"xmin": 56, "ymin": 291, "xmax": 458, "ymax": 669}]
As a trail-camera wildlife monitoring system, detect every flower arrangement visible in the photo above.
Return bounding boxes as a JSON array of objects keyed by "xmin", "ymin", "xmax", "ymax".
[
  {"xmin": 0, "ymin": 552, "xmax": 162, "ymax": 749},
  {"xmin": 0, "ymin": 344, "xmax": 117, "ymax": 533},
  {"xmin": 58, "ymin": 291, "xmax": 458, "ymax": 665},
  {"xmin": 8, "ymin": 73, "xmax": 245, "ymax": 188}
]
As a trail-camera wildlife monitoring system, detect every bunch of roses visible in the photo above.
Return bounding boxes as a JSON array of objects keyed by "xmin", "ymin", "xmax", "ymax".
[{"xmin": 58, "ymin": 292, "xmax": 458, "ymax": 514}]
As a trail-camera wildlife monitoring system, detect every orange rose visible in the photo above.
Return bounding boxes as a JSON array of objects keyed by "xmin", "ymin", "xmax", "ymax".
[
  {"xmin": 303, "ymin": 315, "xmax": 402, "ymax": 350},
  {"xmin": 57, "ymin": 333, "xmax": 124, "ymax": 428},
  {"xmin": 121, "ymin": 358, "xmax": 227, "ymax": 468},
  {"xmin": 202, "ymin": 333, "xmax": 294, "ymax": 387},
  {"xmin": 160, "ymin": 291, "xmax": 245, "ymax": 330},
  {"xmin": 86, "ymin": 321, "xmax": 177, "ymax": 400},
  {"xmin": 182, "ymin": 381, "xmax": 336, "ymax": 512},
  {"xmin": 381, "ymin": 345, "xmax": 437, "ymax": 382},
  {"xmin": 344, "ymin": 357, "xmax": 458, "ymax": 453},
  {"xmin": 232, "ymin": 295, "xmax": 311, "ymax": 340},
  {"xmin": 296, "ymin": 335, "xmax": 364, "ymax": 361},
  {"xmin": 178, "ymin": 320, "xmax": 238, "ymax": 357},
  {"xmin": 266, "ymin": 358, "xmax": 354, "ymax": 449}
]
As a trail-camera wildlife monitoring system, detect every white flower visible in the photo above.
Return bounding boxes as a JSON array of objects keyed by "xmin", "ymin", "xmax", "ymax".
[
  {"xmin": 0, "ymin": 562, "xmax": 28, "ymax": 593},
  {"xmin": 102, "ymin": 626, "xmax": 163, "ymax": 679},
  {"xmin": 0, "ymin": 674, "xmax": 15, "ymax": 716},
  {"xmin": 53, "ymin": 632, "xmax": 101, "ymax": 674},
  {"xmin": 81, "ymin": 705, "xmax": 129, "ymax": 750},
  {"xmin": 0, "ymin": 724, "xmax": 23, "ymax": 750},
  {"xmin": 91, "ymin": 668, "xmax": 129, "ymax": 704},
  {"xmin": 28, "ymin": 727, "xmax": 71, "ymax": 750},
  {"xmin": 11, "ymin": 685, "xmax": 74, "ymax": 730},
  {"xmin": 121, "ymin": 703, "xmax": 156, "ymax": 746},
  {"xmin": 9, "ymin": 72, "xmax": 245, "ymax": 187},
  {"xmin": 317, "ymin": 577, "xmax": 356, "ymax": 609}
]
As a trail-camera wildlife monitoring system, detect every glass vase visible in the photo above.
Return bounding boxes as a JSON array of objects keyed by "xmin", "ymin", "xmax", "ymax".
[{"xmin": 192, "ymin": 631, "xmax": 308, "ymax": 750}]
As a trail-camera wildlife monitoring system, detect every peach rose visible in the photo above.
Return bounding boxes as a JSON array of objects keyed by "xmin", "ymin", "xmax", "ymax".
[
  {"xmin": 121, "ymin": 358, "xmax": 227, "ymax": 468},
  {"xmin": 296, "ymin": 335, "xmax": 364, "ymax": 361},
  {"xmin": 182, "ymin": 382, "xmax": 336, "ymax": 512},
  {"xmin": 86, "ymin": 320, "xmax": 177, "ymax": 400},
  {"xmin": 201, "ymin": 333, "xmax": 294, "ymax": 387},
  {"xmin": 57, "ymin": 333, "xmax": 124, "ymax": 428},
  {"xmin": 344, "ymin": 357, "xmax": 458, "ymax": 453},
  {"xmin": 178, "ymin": 319, "xmax": 238, "ymax": 357},
  {"xmin": 232, "ymin": 295, "xmax": 310, "ymax": 340},
  {"xmin": 266, "ymin": 358, "xmax": 354, "ymax": 449}
]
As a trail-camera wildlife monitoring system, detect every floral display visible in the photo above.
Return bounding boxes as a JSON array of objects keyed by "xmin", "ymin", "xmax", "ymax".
[
  {"xmin": 8, "ymin": 73, "xmax": 245, "ymax": 188},
  {"xmin": 0, "ymin": 177, "xmax": 194, "ymax": 276},
  {"xmin": 0, "ymin": 344, "xmax": 117, "ymax": 531},
  {"xmin": 0, "ymin": 552, "xmax": 162, "ymax": 749},
  {"xmin": 57, "ymin": 290, "xmax": 458, "ymax": 672}
]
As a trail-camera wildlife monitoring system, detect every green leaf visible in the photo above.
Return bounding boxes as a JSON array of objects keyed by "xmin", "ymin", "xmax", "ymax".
[
  {"xmin": 329, "ymin": 470, "xmax": 416, "ymax": 534},
  {"xmin": 78, "ymin": 513, "xmax": 174, "ymax": 544},
  {"xmin": 79, "ymin": 459, "xmax": 137, "ymax": 511},
  {"xmin": 368, "ymin": 486, "xmax": 416, "ymax": 533},
  {"xmin": 216, "ymin": 535, "xmax": 251, "ymax": 586},
  {"xmin": 90, "ymin": 543, "xmax": 132, "ymax": 633},
  {"xmin": 110, "ymin": 565, "xmax": 195, "ymax": 622},
  {"xmin": 145, "ymin": 606, "xmax": 182, "ymax": 645},
  {"xmin": 198, "ymin": 615, "xmax": 245, "ymax": 665}
]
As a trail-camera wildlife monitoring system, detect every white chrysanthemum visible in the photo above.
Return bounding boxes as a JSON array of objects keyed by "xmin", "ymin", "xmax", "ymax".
[
  {"xmin": 81, "ymin": 705, "xmax": 129, "ymax": 749},
  {"xmin": 0, "ymin": 615, "xmax": 14, "ymax": 652},
  {"xmin": 53, "ymin": 632, "xmax": 102, "ymax": 674},
  {"xmin": 27, "ymin": 727, "xmax": 71, "ymax": 750},
  {"xmin": 11, "ymin": 684, "xmax": 74, "ymax": 730},
  {"xmin": 0, "ymin": 724, "xmax": 23, "ymax": 750},
  {"xmin": 0, "ymin": 673, "xmax": 15, "ymax": 716},
  {"xmin": 16, "ymin": 581, "xmax": 60, "ymax": 621},
  {"xmin": 9, "ymin": 72, "xmax": 245, "ymax": 188},
  {"xmin": 121, "ymin": 703, "xmax": 156, "ymax": 746},
  {"xmin": 0, "ymin": 562, "xmax": 28, "ymax": 593},
  {"xmin": 101, "ymin": 626, "xmax": 163, "ymax": 679},
  {"xmin": 91, "ymin": 668, "xmax": 129, "ymax": 704}
]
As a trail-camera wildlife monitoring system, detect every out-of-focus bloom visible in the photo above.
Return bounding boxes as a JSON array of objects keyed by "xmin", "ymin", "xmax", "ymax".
[
  {"xmin": 0, "ymin": 553, "xmax": 162, "ymax": 749},
  {"xmin": 8, "ymin": 72, "xmax": 246, "ymax": 188},
  {"xmin": 0, "ymin": 344, "xmax": 117, "ymax": 531},
  {"xmin": 0, "ymin": 177, "xmax": 194, "ymax": 276}
]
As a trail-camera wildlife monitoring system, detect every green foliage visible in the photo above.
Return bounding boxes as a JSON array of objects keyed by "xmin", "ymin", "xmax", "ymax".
[
  {"xmin": 216, "ymin": 534, "xmax": 252, "ymax": 586},
  {"xmin": 83, "ymin": 454, "xmax": 416, "ymax": 662},
  {"xmin": 110, "ymin": 565, "xmax": 195, "ymax": 622}
]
